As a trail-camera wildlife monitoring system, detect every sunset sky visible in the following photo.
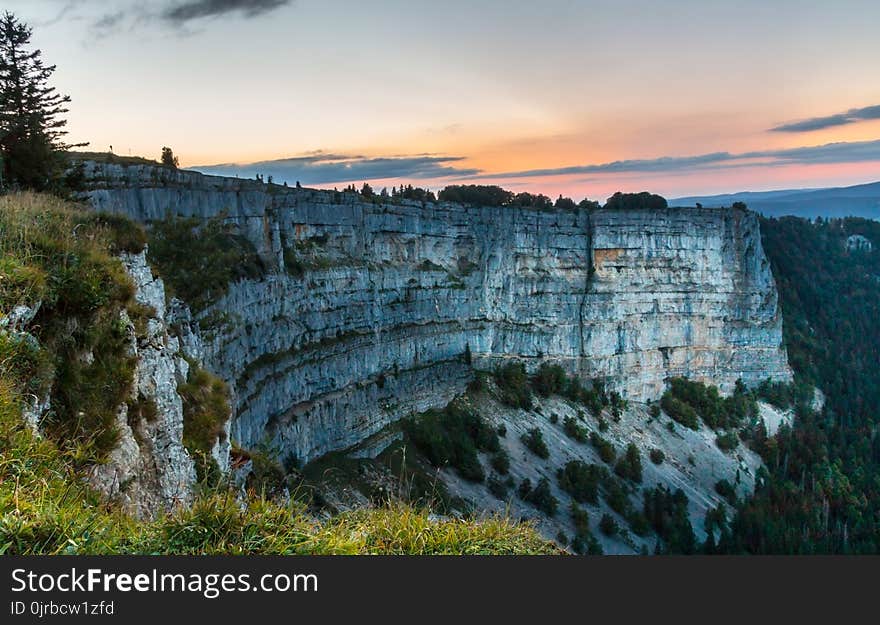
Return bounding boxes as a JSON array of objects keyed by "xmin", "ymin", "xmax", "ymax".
[{"xmin": 9, "ymin": 0, "xmax": 880, "ymax": 199}]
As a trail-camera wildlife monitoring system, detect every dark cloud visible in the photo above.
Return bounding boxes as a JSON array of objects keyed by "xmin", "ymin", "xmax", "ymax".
[
  {"xmin": 93, "ymin": 11, "xmax": 126, "ymax": 31},
  {"xmin": 770, "ymin": 104, "xmax": 880, "ymax": 132},
  {"xmin": 194, "ymin": 153, "xmax": 480, "ymax": 186},
  {"xmin": 469, "ymin": 139, "xmax": 880, "ymax": 180},
  {"xmin": 162, "ymin": 0, "xmax": 292, "ymax": 24},
  {"xmin": 194, "ymin": 141, "xmax": 880, "ymax": 186},
  {"xmin": 86, "ymin": 0, "xmax": 292, "ymax": 38}
]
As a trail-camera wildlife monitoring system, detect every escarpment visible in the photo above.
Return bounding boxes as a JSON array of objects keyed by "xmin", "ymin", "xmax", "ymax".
[{"xmin": 84, "ymin": 162, "xmax": 792, "ymax": 465}]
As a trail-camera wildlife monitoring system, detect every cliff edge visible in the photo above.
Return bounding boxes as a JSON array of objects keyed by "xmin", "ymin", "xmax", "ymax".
[{"xmin": 83, "ymin": 162, "xmax": 792, "ymax": 465}]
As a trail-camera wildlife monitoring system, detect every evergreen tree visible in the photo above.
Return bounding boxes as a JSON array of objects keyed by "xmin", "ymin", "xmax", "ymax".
[
  {"xmin": 160, "ymin": 146, "xmax": 179, "ymax": 168},
  {"xmin": 0, "ymin": 12, "xmax": 77, "ymax": 190}
]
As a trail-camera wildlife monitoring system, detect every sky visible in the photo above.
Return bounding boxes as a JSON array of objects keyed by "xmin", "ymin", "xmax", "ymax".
[{"xmin": 8, "ymin": 0, "xmax": 880, "ymax": 199}]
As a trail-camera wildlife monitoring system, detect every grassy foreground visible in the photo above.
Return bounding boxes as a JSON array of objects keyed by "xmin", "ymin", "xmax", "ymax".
[
  {"xmin": 0, "ymin": 400, "xmax": 554, "ymax": 554},
  {"xmin": 0, "ymin": 192, "xmax": 556, "ymax": 556}
]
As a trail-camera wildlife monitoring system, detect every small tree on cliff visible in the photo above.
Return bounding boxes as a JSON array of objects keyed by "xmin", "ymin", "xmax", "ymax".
[
  {"xmin": 161, "ymin": 146, "xmax": 179, "ymax": 169},
  {"xmin": 0, "ymin": 11, "xmax": 78, "ymax": 190}
]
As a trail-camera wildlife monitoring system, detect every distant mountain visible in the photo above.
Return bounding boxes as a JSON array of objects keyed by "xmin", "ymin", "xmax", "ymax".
[{"xmin": 671, "ymin": 180, "xmax": 880, "ymax": 219}]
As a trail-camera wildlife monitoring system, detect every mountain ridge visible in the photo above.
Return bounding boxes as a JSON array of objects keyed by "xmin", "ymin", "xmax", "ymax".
[{"xmin": 672, "ymin": 180, "xmax": 880, "ymax": 219}]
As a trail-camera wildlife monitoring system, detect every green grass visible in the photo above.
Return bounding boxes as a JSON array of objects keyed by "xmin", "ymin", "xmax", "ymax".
[
  {"xmin": 0, "ymin": 397, "xmax": 556, "ymax": 555},
  {"xmin": 0, "ymin": 192, "xmax": 141, "ymax": 461},
  {"xmin": 67, "ymin": 151, "xmax": 160, "ymax": 167},
  {"xmin": 178, "ymin": 359, "xmax": 231, "ymax": 483}
]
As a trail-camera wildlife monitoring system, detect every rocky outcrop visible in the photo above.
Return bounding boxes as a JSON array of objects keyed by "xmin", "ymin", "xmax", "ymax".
[
  {"xmin": 86, "ymin": 251, "xmax": 197, "ymax": 519},
  {"xmin": 84, "ymin": 162, "xmax": 792, "ymax": 465}
]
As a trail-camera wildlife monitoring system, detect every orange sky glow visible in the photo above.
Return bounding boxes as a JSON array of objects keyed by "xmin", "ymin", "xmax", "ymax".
[{"xmin": 8, "ymin": 0, "xmax": 880, "ymax": 198}]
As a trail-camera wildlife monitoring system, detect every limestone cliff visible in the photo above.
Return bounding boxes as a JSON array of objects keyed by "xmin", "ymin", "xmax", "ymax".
[
  {"xmin": 86, "ymin": 251, "xmax": 197, "ymax": 518},
  {"xmin": 84, "ymin": 162, "xmax": 791, "ymax": 465}
]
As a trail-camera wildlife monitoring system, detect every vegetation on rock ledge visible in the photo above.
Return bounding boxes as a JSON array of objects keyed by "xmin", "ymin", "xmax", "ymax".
[{"xmin": 147, "ymin": 215, "xmax": 266, "ymax": 312}]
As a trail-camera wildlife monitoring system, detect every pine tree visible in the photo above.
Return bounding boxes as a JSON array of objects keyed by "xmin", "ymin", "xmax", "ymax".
[
  {"xmin": 0, "ymin": 12, "xmax": 77, "ymax": 190},
  {"xmin": 160, "ymin": 146, "xmax": 179, "ymax": 168}
]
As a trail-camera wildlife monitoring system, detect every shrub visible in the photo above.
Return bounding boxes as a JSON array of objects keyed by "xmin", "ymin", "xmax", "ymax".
[
  {"xmin": 755, "ymin": 378, "xmax": 800, "ymax": 410},
  {"xmin": 524, "ymin": 477, "xmax": 558, "ymax": 516},
  {"xmin": 147, "ymin": 215, "xmax": 266, "ymax": 312},
  {"xmin": 557, "ymin": 460, "xmax": 602, "ymax": 503},
  {"xmin": 245, "ymin": 446, "xmax": 287, "ymax": 497},
  {"xmin": 282, "ymin": 246, "xmax": 306, "ymax": 278},
  {"xmin": 714, "ymin": 479, "xmax": 737, "ymax": 505},
  {"xmin": 562, "ymin": 416, "xmax": 589, "ymax": 443},
  {"xmin": 603, "ymin": 478, "xmax": 631, "ymax": 516},
  {"xmin": 468, "ymin": 370, "xmax": 489, "ymax": 393},
  {"xmin": 530, "ymin": 363, "xmax": 566, "ymax": 397},
  {"xmin": 403, "ymin": 401, "xmax": 499, "ymax": 483},
  {"xmin": 715, "ymin": 431, "xmax": 739, "ymax": 452},
  {"xmin": 438, "ymin": 184, "xmax": 514, "ymax": 207},
  {"xmin": 491, "ymin": 449, "xmax": 510, "ymax": 475},
  {"xmin": 561, "ymin": 376, "xmax": 601, "ymax": 412},
  {"xmin": 487, "ymin": 474, "xmax": 509, "ymax": 499},
  {"xmin": 493, "ymin": 362, "xmax": 533, "ymax": 409},
  {"xmin": 179, "ymin": 360, "xmax": 231, "ymax": 482},
  {"xmin": 648, "ymin": 403, "xmax": 661, "ymax": 419},
  {"xmin": 571, "ymin": 532, "xmax": 603, "ymax": 555},
  {"xmin": 649, "ymin": 448, "xmax": 665, "ymax": 465},
  {"xmin": 643, "ymin": 486, "xmax": 697, "ymax": 554},
  {"xmin": 589, "ymin": 431, "xmax": 616, "ymax": 464},
  {"xmin": 604, "ymin": 191, "xmax": 667, "ymax": 211},
  {"xmin": 662, "ymin": 377, "xmax": 758, "ymax": 431},
  {"xmin": 660, "ymin": 394, "xmax": 699, "ymax": 430},
  {"xmin": 599, "ymin": 514, "xmax": 618, "ymax": 536},
  {"xmin": 614, "ymin": 443, "xmax": 643, "ymax": 483},
  {"xmin": 521, "ymin": 428, "xmax": 549, "ymax": 459},
  {"xmin": 570, "ymin": 502, "xmax": 590, "ymax": 534},
  {"xmin": 627, "ymin": 511, "xmax": 651, "ymax": 536},
  {"xmin": 517, "ymin": 478, "xmax": 532, "ymax": 499}
]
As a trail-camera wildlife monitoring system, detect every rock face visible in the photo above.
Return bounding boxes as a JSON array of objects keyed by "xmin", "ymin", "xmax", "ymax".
[
  {"xmin": 86, "ymin": 250, "xmax": 197, "ymax": 519},
  {"xmin": 85, "ymin": 162, "xmax": 792, "ymax": 465}
]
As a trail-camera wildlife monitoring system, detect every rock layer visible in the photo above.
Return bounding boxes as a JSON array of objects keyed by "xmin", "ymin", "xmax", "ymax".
[{"xmin": 85, "ymin": 162, "xmax": 791, "ymax": 464}]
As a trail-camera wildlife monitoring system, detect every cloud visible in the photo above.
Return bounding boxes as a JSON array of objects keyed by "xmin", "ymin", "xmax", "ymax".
[
  {"xmin": 85, "ymin": 0, "xmax": 292, "ymax": 38},
  {"xmin": 33, "ymin": 1, "xmax": 87, "ymax": 28},
  {"xmin": 194, "ymin": 153, "xmax": 481, "ymax": 186},
  {"xmin": 466, "ymin": 139, "xmax": 880, "ymax": 180},
  {"xmin": 161, "ymin": 0, "xmax": 292, "ymax": 24},
  {"xmin": 93, "ymin": 11, "xmax": 126, "ymax": 32},
  {"xmin": 192, "ymin": 141, "xmax": 880, "ymax": 187},
  {"xmin": 770, "ymin": 104, "xmax": 880, "ymax": 132}
]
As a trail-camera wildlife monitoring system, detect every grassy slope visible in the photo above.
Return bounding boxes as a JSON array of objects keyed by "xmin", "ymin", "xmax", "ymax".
[{"xmin": 0, "ymin": 192, "xmax": 555, "ymax": 555}]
